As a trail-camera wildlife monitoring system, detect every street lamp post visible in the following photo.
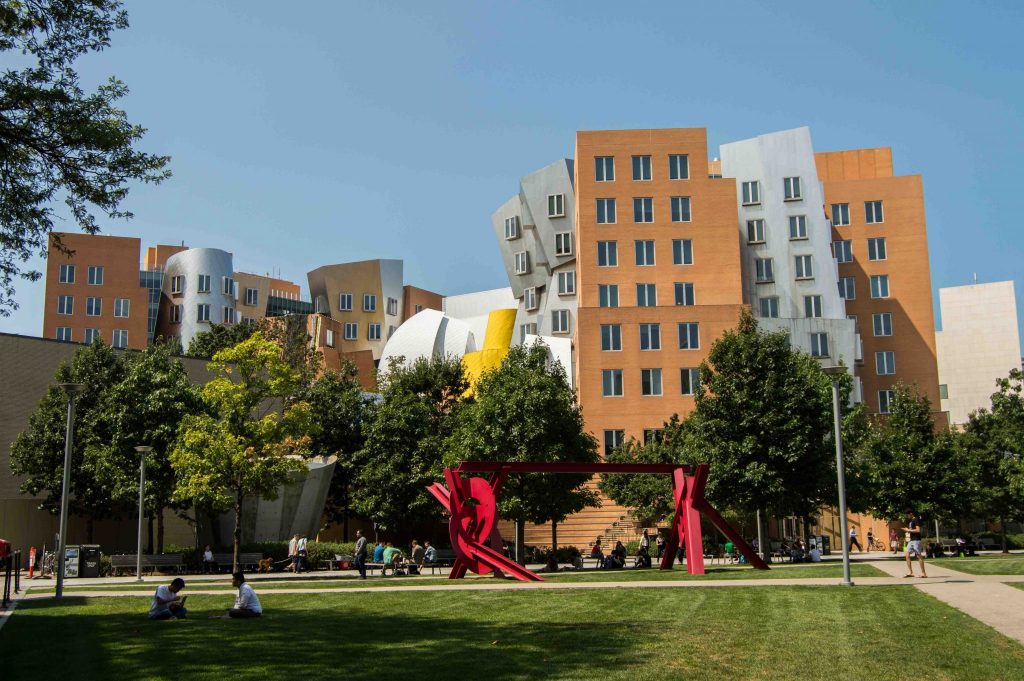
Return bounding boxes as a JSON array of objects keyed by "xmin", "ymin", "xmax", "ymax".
[
  {"xmin": 822, "ymin": 366, "xmax": 854, "ymax": 587},
  {"xmin": 55, "ymin": 383, "xmax": 84, "ymax": 599},
  {"xmin": 134, "ymin": 446, "xmax": 153, "ymax": 582}
]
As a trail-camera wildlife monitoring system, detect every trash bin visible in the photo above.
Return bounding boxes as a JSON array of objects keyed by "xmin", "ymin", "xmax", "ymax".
[
  {"xmin": 79, "ymin": 545, "xmax": 101, "ymax": 578},
  {"xmin": 819, "ymin": 535, "xmax": 831, "ymax": 556},
  {"xmin": 64, "ymin": 545, "xmax": 81, "ymax": 578}
]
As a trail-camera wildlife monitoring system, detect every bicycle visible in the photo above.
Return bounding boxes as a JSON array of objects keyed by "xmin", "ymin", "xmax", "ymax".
[{"xmin": 869, "ymin": 538, "xmax": 887, "ymax": 552}]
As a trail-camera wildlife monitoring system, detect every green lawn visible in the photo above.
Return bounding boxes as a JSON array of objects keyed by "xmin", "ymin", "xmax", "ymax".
[
  {"xmin": 28, "ymin": 562, "xmax": 885, "ymax": 592},
  {"xmin": 932, "ymin": 556, "xmax": 1024, "ymax": 575},
  {"xmin": 2, "ymin": 586, "xmax": 1022, "ymax": 680}
]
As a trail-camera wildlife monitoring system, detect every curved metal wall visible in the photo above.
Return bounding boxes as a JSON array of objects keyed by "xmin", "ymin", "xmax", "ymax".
[{"xmin": 160, "ymin": 248, "xmax": 235, "ymax": 350}]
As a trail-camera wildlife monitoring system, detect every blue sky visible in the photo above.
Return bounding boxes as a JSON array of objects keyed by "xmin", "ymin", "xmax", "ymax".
[{"xmin": 2, "ymin": 1, "xmax": 1022, "ymax": 351}]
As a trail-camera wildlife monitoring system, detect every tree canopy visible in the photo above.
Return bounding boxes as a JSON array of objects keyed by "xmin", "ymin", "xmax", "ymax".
[{"xmin": 0, "ymin": 0, "xmax": 170, "ymax": 314}]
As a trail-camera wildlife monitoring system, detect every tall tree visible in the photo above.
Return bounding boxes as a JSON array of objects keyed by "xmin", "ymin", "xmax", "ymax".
[
  {"xmin": 185, "ymin": 320, "xmax": 258, "ymax": 359},
  {"xmin": 349, "ymin": 355, "xmax": 467, "ymax": 541},
  {"xmin": 10, "ymin": 339, "xmax": 128, "ymax": 539},
  {"xmin": 0, "ymin": 0, "xmax": 170, "ymax": 315},
  {"xmin": 263, "ymin": 314, "xmax": 322, "ymax": 390},
  {"xmin": 599, "ymin": 416, "xmax": 686, "ymax": 527},
  {"xmin": 445, "ymin": 343, "xmax": 599, "ymax": 554},
  {"xmin": 170, "ymin": 332, "xmax": 315, "ymax": 570}
]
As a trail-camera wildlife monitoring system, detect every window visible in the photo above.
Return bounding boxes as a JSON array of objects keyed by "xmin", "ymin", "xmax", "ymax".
[
  {"xmin": 747, "ymin": 219, "xmax": 766, "ymax": 244},
  {"xmin": 114, "ymin": 298, "xmax": 130, "ymax": 318},
  {"xmin": 783, "ymin": 176, "xmax": 802, "ymax": 201},
  {"xmin": 555, "ymin": 232, "xmax": 573, "ymax": 256},
  {"xmin": 325, "ymin": 329, "xmax": 335, "ymax": 347},
  {"xmin": 547, "ymin": 193, "xmax": 565, "ymax": 218},
  {"xmin": 873, "ymin": 312, "xmax": 893, "ymax": 337},
  {"xmin": 514, "ymin": 251, "xmax": 530, "ymax": 275},
  {"xmin": 636, "ymin": 283, "xmax": 656, "ymax": 307},
  {"xmin": 644, "ymin": 429, "xmax": 664, "ymax": 445},
  {"xmin": 670, "ymin": 196, "xmax": 691, "ymax": 222},
  {"xmin": 368, "ymin": 323, "xmax": 382, "ymax": 341},
  {"xmin": 870, "ymin": 274, "xmax": 890, "ymax": 298},
  {"xmin": 674, "ymin": 282, "xmax": 695, "ymax": 306},
  {"xmin": 604, "ymin": 430, "xmax": 625, "ymax": 456},
  {"xmin": 804, "ymin": 295, "xmax": 823, "ymax": 318},
  {"xmin": 363, "ymin": 293, "xmax": 377, "ymax": 312},
  {"xmin": 223, "ymin": 307, "xmax": 235, "ymax": 324},
  {"xmin": 741, "ymin": 181, "xmax": 760, "ymax": 205},
  {"xmin": 197, "ymin": 274, "xmax": 210, "ymax": 293},
  {"xmin": 415, "ymin": 304, "xmax": 423, "ymax": 314},
  {"xmin": 668, "ymin": 154, "xmax": 689, "ymax": 180},
  {"xmin": 84, "ymin": 328, "xmax": 101, "ymax": 344},
  {"xmin": 838, "ymin": 277, "xmax": 856, "ymax": 300},
  {"xmin": 865, "ymin": 200, "xmax": 884, "ymax": 224},
  {"xmin": 879, "ymin": 390, "xmax": 895, "ymax": 414},
  {"xmin": 557, "ymin": 271, "xmax": 576, "ymax": 295},
  {"xmin": 339, "ymin": 293, "xmax": 352, "ymax": 311},
  {"xmin": 641, "ymin": 368, "xmax": 663, "ymax": 396},
  {"xmin": 831, "ymin": 203, "xmax": 850, "ymax": 226},
  {"xmin": 867, "ymin": 237, "xmax": 887, "ymax": 261},
  {"xmin": 597, "ymin": 241, "xmax": 618, "ymax": 267},
  {"xmin": 519, "ymin": 322, "xmax": 537, "ymax": 342},
  {"xmin": 680, "ymin": 368, "xmax": 700, "ymax": 395},
  {"xmin": 171, "ymin": 275, "xmax": 184, "ymax": 294},
  {"xmin": 245, "ymin": 288, "xmax": 258, "ymax": 306},
  {"xmin": 552, "ymin": 309, "xmax": 570, "ymax": 334},
  {"xmin": 59, "ymin": 264, "xmax": 75, "ymax": 284},
  {"xmin": 848, "ymin": 314, "xmax": 859, "ymax": 332},
  {"xmin": 788, "ymin": 215, "xmax": 807, "ymax": 240},
  {"xmin": 595, "ymin": 156, "xmax": 615, "ymax": 182},
  {"xmin": 602, "ymin": 369, "xmax": 624, "ymax": 397},
  {"xmin": 794, "ymin": 255, "xmax": 813, "ymax": 280},
  {"xmin": 524, "ymin": 287, "xmax": 538, "ymax": 311},
  {"xmin": 632, "ymin": 155, "xmax": 652, "ymax": 181},
  {"xmin": 678, "ymin": 322, "xmax": 699, "ymax": 349},
  {"xmin": 876, "ymin": 351, "xmax": 896, "ymax": 375},
  {"xmin": 56, "ymin": 327, "xmax": 72, "ymax": 342},
  {"xmin": 810, "ymin": 332, "xmax": 829, "ymax": 358},
  {"xmin": 57, "ymin": 295, "xmax": 74, "ymax": 315},
  {"xmin": 88, "ymin": 265, "xmax": 104, "ymax": 286},
  {"xmin": 833, "ymin": 240, "xmax": 853, "ymax": 263},
  {"xmin": 170, "ymin": 304, "xmax": 182, "ymax": 323},
  {"xmin": 344, "ymin": 322, "xmax": 358, "ymax": 340},
  {"xmin": 86, "ymin": 296, "xmax": 101, "ymax": 316},
  {"xmin": 112, "ymin": 329, "xmax": 128, "ymax": 349},
  {"xmin": 755, "ymin": 258, "xmax": 774, "ymax": 283},
  {"xmin": 672, "ymin": 239, "xmax": 693, "ymax": 265},
  {"xmin": 596, "ymin": 198, "xmax": 616, "ymax": 224},
  {"xmin": 639, "ymin": 323, "xmax": 661, "ymax": 351},
  {"xmin": 387, "ymin": 297, "xmax": 398, "ymax": 316},
  {"xmin": 601, "ymin": 324, "xmax": 621, "ymax": 351},
  {"xmin": 634, "ymin": 240, "xmax": 655, "ymax": 266},
  {"xmin": 222, "ymin": 277, "xmax": 234, "ymax": 295},
  {"xmin": 197, "ymin": 303, "xmax": 210, "ymax": 322},
  {"xmin": 598, "ymin": 284, "xmax": 619, "ymax": 308},
  {"xmin": 939, "ymin": 384, "xmax": 949, "ymax": 400},
  {"xmin": 633, "ymin": 197, "xmax": 653, "ymax": 223},
  {"xmin": 759, "ymin": 296, "xmax": 779, "ymax": 318},
  {"xmin": 504, "ymin": 216, "xmax": 520, "ymax": 240}
]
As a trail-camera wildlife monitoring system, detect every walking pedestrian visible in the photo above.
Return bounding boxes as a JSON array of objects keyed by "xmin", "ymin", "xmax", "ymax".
[
  {"xmin": 849, "ymin": 526, "xmax": 863, "ymax": 552},
  {"xmin": 903, "ymin": 511, "xmax": 928, "ymax": 578},
  {"xmin": 866, "ymin": 529, "xmax": 874, "ymax": 553},
  {"xmin": 354, "ymin": 529, "xmax": 368, "ymax": 580},
  {"xmin": 889, "ymin": 528, "xmax": 899, "ymax": 554}
]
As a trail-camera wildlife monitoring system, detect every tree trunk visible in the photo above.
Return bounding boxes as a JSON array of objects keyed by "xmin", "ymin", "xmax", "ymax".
[
  {"xmin": 85, "ymin": 517, "xmax": 94, "ymax": 544},
  {"xmin": 515, "ymin": 519, "xmax": 526, "ymax": 564},
  {"xmin": 551, "ymin": 521, "xmax": 558, "ymax": 552},
  {"xmin": 233, "ymin": 488, "xmax": 243, "ymax": 573},
  {"xmin": 146, "ymin": 514, "xmax": 154, "ymax": 554},
  {"xmin": 208, "ymin": 508, "xmax": 222, "ymax": 547},
  {"xmin": 1000, "ymin": 518, "xmax": 1008, "ymax": 554},
  {"xmin": 342, "ymin": 481, "xmax": 350, "ymax": 542},
  {"xmin": 157, "ymin": 509, "xmax": 165, "ymax": 554}
]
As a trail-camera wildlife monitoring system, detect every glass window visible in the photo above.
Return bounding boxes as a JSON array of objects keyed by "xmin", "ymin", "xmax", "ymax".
[
  {"xmin": 596, "ymin": 198, "xmax": 616, "ymax": 224},
  {"xmin": 804, "ymin": 295, "xmax": 822, "ymax": 318},
  {"xmin": 325, "ymin": 329, "xmax": 335, "ymax": 347},
  {"xmin": 601, "ymin": 324, "xmax": 621, "ymax": 351},
  {"xmin": 833, "ymin": 240, "xmax": 853, "ymax": 263},
  {"xmin": 84, "ymin": 328, "xmax": 101, "ymax": 344},
  {"xmin": 339, "ymin": 293, "xmax": 353, "ymax": 311},
  {"xmin": 759, "ymin": 297, "xmax": 779, "ymax": 318},
  {"xmin": 197, "ymin": 303, "xmax": 210, "ymax": 322},
  {"xmin": 867, "ymin": 237, "xmax": 887, "ymax": 261},
  {"xmin": 245, "ymin": 288, "xmax": 258, "ymax": 306},
  {"xmin": 171, "ymin": 275, "xmax": 184, "ymax": 294},
  {"xmin": 838, "ymin": 277, "xmax": 856, "ymax": 299},
  {"xmin": 56, "ymin": 327, "xmax": 73, "ymax": 342},
  {"xmin": 794, "ymin": 255, "xmax": 814, "ymax": 279},
  {"xmin": 598, "ymin": 284, "xmax": 619, "ymax": 308},
  {"xmin": 604, "ymin": 430, "xmax": 625, "ymax": 456},
  {"xmin": 641, "ymin": 368, "xmax": 663, "ymax": 396},
  {"xmin": 547, "ymin": 194, "xmax": 565, "ymax": 218},
  {"xmin": 504, "ymin": 216, "xmax": 520, "ymax": 240},
  {"xmin": 875, "ymin": 351, "xmax": 896, "ymax": 375},
  {"xmin": 171, "ymin": 304, "xmax": 182, "ymax": 323},
  {"xmin": 524, "ymin": 287, "xmax": 538, "ymax": 311},
  {"xmin": 848, "ymin": 314, "xmax": 859, "ymax": 333},
  {"xmin": 755, "ymin": 258, "xmax": 774, "ymax": 283},
  {"xmin": 831, "ymin": 203, "xmax": 850, "ymax": 226},
  {"xmin": 747, "ymin": 219, "xmax": 766, "ymax": 243},
  {"xmin": 674, "ymin": 282, "xmax": 694, "ymax": 306},
  {"xmin": 939, "ymin": 384, "xmax": 949, "ymax": 400},
  {"xmin": 672, "ymin": 239, "xmax": 693, "ymax": 265},
  {"xmin": 879, "ymin": 390, "xmax": 895, "ymax": 414},
  {"xmin": 632, "ymin": 155, "xmax": 652, "ymax": 181},
  {"xmin": 557, "ymin": 271, "xmax": 576, "ymax": 295},
  {"xmin": 415, "ymin": 304, "xmax": 423, "ymax": 314},
  {"xmin": 670, "ymin": 196, "xmax": 691, "ymax": 222},
  {"xmin": 788, "ymin": 215, "xmax": 807, "ymax": 240},
  {"xmin": 513, "ymin": 252, "xmax": 530, "ymax": 274},
  {"xmin": 595, "ymin": 156, "xmax": 615, "ymax": 182},
  {"xmin": 602, "ymin": 369, "xmax": 623, "ymax": 397},
  {"xmin": 555, "ymin": 232, "xmax": 573, "ymax": 256},
  {"xmin": 363, "ymin": 294, "xmax": 377, "ymax": 311},
  {"xmin": 680, "ymin": 368, "xmax": 700, "ymax": 395},
  {"xmin": 223, "ymin": 277, "xmax": 234, "ymax": 295},
  {"xmin": 633, "ymin": 197, "xmax": 653, "ymax": 223},
  {"xmin": 344, "ymin": 322, "xmax": 358, "ymax": 340},
  {"xmin": 865, "ymin": 200, "xmax": 884, "ymax": 224},
  {"xmin": 112, "ymin": 329, "xmax": 128, "ymax": 349},
  {"xmin": 870, "ymin": 274, "xmax": 890, "ymax": 298},
  {"xmin": 597, "ymin": 241, "xmax": 618, "ymax": 267},
  {"xmin": 114, "ymin": 298, "xmax": 130, "ymax": 318},
  {"xmin": 678, "ymin": 322, "xmax": 699, "ymax": 349},
  {"xmin": 644, "ymin": 429, "xmax": 664, "ymax": 445},
  {"xmin": 741, "ymin": 181, "xmax": 760, "ymax": 205},
  {"xmin": 669, "ymin": 154, "xmax": 689, "ymax": 180},
  {"xmin": 86, "ymin": 296, "xmax": 102, "ymax": 316},
  {"xmin": 810, "ymin": 332, "xmax": 829, "ymax": 358},
  {"xmin": 57, "ymin": 295, "xmax": 74, "ymax": 315},
  {"xmin": 873, "ymin": 312, "xmax": 893, "ymax": 337},
  {"xmin": 197, "ymin": 274, "xmax": 210, "ymax": 293},
  {"xmin": 88, "ymin": 265, "xmax": 104, "ymax": 286},
  {"xmin": 368, "ymin": 323, "xmax": 382, "ymax": 341},
  {"xmin": 519, "ymin": 322, "xmax": 537, "ymax": 342},
  {"xmin": 783, "ymin": 177, "xmax": 802, "ymax": 201},
  {"xmin": 634, "ymin": 240, "xmax": 655, "ymax": 266},
  {"xmin": 59, "ymin": 264, "xmax": 75, "ymax": 284},
  {"xmin": 552, "ymin": 309, "xmax": 570, "ymax": 334},
  {"xmin": 636, "ymin": 283, "xmax": 656, "ymax": 307},
  {"xmin": 639, "ymin": 323, "xmax": 661, "ymax": 351}
]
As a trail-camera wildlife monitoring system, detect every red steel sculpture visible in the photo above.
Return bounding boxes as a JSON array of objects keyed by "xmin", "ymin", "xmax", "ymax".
[{"xmin": 427, "ymin": 461, "xmax": 768, "ymax": 581}]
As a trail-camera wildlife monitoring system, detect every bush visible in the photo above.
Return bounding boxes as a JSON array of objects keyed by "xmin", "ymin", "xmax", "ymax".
[{"xmin": 98, "ymin": 555, "xmax": 112, "ymax": 577}]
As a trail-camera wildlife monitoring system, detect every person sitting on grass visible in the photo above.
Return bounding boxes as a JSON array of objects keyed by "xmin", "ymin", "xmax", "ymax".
[
  {"xmin": 227, "ymin": 572, "xmax": 262, "ymax": 619},
  {"xmin": 633, "ymin": 545, "xmax": 652, "ymax": 569},
  {"xmin": 149, "ymin": 577, "xmax": 187, "ymax": 620}
]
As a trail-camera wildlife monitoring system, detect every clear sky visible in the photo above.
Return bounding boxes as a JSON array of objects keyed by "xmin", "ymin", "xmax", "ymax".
[{"xmin": 2, "ymin": 1, "xmax": 1022, "ymax": 352}]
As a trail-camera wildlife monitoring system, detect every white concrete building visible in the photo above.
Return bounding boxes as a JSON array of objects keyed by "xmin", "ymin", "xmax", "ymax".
[{"xmin": 936, "ymin": 281, "xmax": 1022, "ymax": 425}]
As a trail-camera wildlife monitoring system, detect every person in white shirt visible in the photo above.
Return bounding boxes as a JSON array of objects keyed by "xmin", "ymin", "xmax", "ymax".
[
  {"xmin": 295, "ymin": 535, "xmax": 308, "ymax": 573},
  {"xmin": 149, "ymin": 578, "xmax": 187, "ymax": 619},
  {"xmin": 287, "ymin": 534, "xmax": 299, "ymax": 572},
  {"xmin": 227, "ymin": 572, "xmax": 262, "ymax": 619}
]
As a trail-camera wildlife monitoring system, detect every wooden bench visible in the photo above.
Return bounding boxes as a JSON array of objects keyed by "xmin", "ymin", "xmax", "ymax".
[
  {"xmin": 211, "ymin": 553, "xmax": 264, "ymax": 571},
  {"xmin": 110, "ymin": 554, "xmax": 184, "ymax": 576}
]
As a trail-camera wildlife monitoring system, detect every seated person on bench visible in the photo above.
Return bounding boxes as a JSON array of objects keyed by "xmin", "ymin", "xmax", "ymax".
[
  {"xmin": 424, "ymin": 541, "xmax": 437, "ymax": 564},
  {"xmin": 382, "ymin": 543, "xmax": 404, "ymax": 574},
  {"xmin": 590, "ymin": 537, "xmax": 604, "ymax": 562},
  {"xmin": 227, "ymin": 572, "xmax": 262, "ymax": 618},
  {"xmin": 149, "ymin": 578, "xmax": 187, "ymax": 619}
]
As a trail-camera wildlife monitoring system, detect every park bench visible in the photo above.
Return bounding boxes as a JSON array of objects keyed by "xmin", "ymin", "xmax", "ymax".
[
  {"xmin": 320, "ymin": 554, "xmax": 354, "ymax": 570},
  {"xmin": 211, "ymin": 553, "xmax": 265, "ymax": 572},
  {"xmin": 422, "ymin": 548, "xmax": 457, "ymax": 574},
  {"xmin": 110, "ymin": 554, "xmax": 184, "ymax": 576}
]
